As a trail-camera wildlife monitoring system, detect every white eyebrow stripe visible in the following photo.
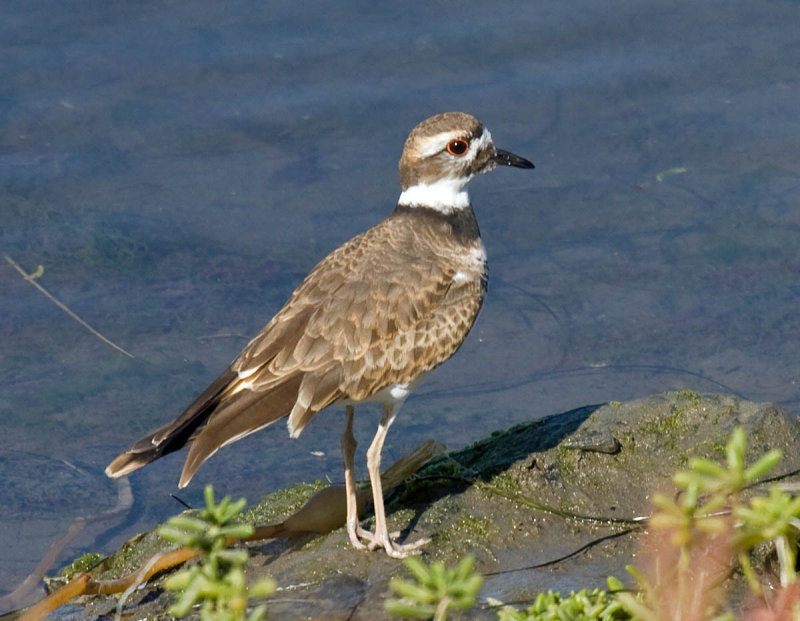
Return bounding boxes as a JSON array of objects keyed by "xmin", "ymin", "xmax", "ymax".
[
  {"xmin": 471, "ymin": 129, "xmax": 492, "ymax": 154},
  {"xmin": 416, "ymin": 130, "xmax": 465, "ymax": 158},
  {"xmin": 416, "ymin": 128, "xmax": 492, "ymax": 162}
]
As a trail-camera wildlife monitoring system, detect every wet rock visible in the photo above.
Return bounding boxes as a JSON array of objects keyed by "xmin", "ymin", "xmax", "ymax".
[{"xmin": 57, "ymin": 391, "xmax": 800, "ymax": 619}]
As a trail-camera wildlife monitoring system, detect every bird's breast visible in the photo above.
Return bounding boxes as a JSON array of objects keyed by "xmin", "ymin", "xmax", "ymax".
[{"xmin": 449, "ymin": 241, "xmax": 487, "ymax": 284}]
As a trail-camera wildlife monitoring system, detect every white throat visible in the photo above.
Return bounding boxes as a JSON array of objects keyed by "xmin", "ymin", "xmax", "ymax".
[{"xmin": 397, "ymin": 177, "xmax": 471, "ymax": 214}]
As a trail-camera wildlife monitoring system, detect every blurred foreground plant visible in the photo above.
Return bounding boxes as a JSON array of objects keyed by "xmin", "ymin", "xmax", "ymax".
[
  {"xmin": 157, "ymin": 486, "xmax": 275, "ymax": 621},
  {"xmin": 497, "ymin": 578, "xmax": 629, "ymax": 620},
  {"xmin": 386, "ymin": 555, "xmax": 483, "ymax": 621},
  {"xmin": 620, "ymin": 427, "xmax": 800, "ymax": 619}
]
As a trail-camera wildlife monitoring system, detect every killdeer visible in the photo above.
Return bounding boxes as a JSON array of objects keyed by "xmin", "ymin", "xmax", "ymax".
[{"xmin": 106, "ymin": 112, "xmax": 533, "ymax": 557}]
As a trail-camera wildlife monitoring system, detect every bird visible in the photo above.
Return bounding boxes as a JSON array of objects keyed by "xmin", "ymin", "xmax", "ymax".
[{"xmin": 106, "ymin": 111, "xmax": 534, "ymax": 557}]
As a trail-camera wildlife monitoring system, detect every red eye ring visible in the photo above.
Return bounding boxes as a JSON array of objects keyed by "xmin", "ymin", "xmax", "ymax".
[{"xmin": 446, "ymin": 138, "xmax": 470, "ymax": 156}]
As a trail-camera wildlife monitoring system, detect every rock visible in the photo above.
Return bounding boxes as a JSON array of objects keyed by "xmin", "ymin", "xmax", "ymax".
[{"xmin": 55, "ymin": 391, "xmax": 800, "ymax": 619}]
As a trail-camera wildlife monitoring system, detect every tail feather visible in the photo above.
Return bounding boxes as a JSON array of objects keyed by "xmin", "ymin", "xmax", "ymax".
[
  {"xmin": 104, "ymin": 402, "xmax": 217, "ymax": 478},
  {"xmin": 105, "ymin": 368, "xmax": 237, "ymax": 479},
  {"xmin": 106, "ymin": 362, "xmax": 345, "ymax": 487},
  {"xmin": 105, "ymin": 449, "xmax": 153, "ymax": 478},
  {"xmin": 179, "ymin": 374, "xmax": 306, "ymax": 487}
]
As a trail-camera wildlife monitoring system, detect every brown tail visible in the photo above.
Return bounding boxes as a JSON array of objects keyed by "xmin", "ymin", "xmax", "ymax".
[
  {"xmin": 177, "ymin": 374, "xmax": 305, "ymax": 487},
  {"xmin": 105, "ymin": 368, "xmax": 238, "ymax": 479},
  {"xmin": 104, "ymin": 367, "xmax": 337, "ymax": 488}
]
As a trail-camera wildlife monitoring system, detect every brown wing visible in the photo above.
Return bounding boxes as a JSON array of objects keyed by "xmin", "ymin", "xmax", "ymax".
[
  {"xmin": 106, "ymin": 211, "xmax": 484, "ymax": 487},
  {"xmin": 232, "ymin": 211, "xmax": 485, "ymax": 419}
]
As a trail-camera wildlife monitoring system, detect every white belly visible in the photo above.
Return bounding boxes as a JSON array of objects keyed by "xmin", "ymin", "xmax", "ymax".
[{"xmin": 339, "ymin": 374, "xmax": 428, "ymax": 407}]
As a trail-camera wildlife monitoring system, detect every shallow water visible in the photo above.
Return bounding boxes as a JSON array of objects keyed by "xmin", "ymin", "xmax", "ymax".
[{"xmin": 2, "ymin": 0, "xmax": 799, "ymax": 603}]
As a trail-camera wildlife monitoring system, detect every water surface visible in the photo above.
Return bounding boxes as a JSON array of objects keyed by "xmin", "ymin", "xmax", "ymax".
[{"xmin": 2, "ymin": 0, "xmax": 799, "ymax": 602}]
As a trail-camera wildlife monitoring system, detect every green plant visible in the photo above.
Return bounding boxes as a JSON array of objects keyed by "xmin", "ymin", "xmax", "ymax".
[
  {"xmin": 620, "ymin": 426, "xmax": 800, "ymax": 618},
  {"xmin": 157, "ymin": 485, "xmax": 275, "ymax": 621},
  {"xmin": 673, "ymin": 427, "xmax": 781, "ymax": 496},
  {"xmin": 386, "ymin": 555, "xmax": 483, "ymax": 620},
  {"xmin": 497, "ymin": 578, "xmax": 629, "ymax": 620},
  {"xmin": 735, "ymin": 484, "xmax": 800, "ymax": 590}
]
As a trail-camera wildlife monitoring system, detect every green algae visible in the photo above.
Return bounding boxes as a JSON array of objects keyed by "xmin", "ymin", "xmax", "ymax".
[
  {"xmin": 241, "ymin": 480, "xmax": 326, "ymax": 526},
  {"xmin": 58, "ymin": 552, "xmax": 104, "ymax": 580},
  {"xmin": 639, "ymin": 389, "xmax": 697, "ymax": 438},
  {"xmin": 432, "ymin": 514, "xmax": 498, "ymax": 562},
  {"xmin": 94, "ymin": 530, "xmax": 176, "ymax": 581}
]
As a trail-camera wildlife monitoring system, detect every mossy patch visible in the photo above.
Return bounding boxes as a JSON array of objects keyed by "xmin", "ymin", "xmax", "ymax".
[
  {"xmin": 434, "ymin": 514, "xmax": 498, "ymax": 561},
  {"xmin": 57, "ymin": 552, "xmax": 105, "ymax": 580},
  {"xmin": 93, "ymin": 529, "xmax": 177, "ymax": 581},
  {"xmin": 242, "ymin": 480, "xmax": 326, "ymax": 526},
  {"xmin": 639, "ymin": 388, "xmax": 698, "ymax": 438}
]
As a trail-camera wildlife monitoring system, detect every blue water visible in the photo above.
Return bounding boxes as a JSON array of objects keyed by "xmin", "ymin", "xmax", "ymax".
[{"xmin": 2, "ymin": 0, "xmax": 799, "ymax": 604}]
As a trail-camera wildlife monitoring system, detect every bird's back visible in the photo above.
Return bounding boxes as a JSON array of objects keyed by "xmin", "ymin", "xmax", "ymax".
[
  {"xmin": 237, "ymin": 203, "xmax": 487, "ymax": 404},
  {"xmin": 106, "ymin": 204, "xmax": 487, "ymax": 485}
]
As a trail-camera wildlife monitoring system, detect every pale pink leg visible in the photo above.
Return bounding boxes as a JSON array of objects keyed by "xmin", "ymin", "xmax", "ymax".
[
  {"xmin": 362, "ymin": 403, "xmax": 430, "ymax": 558},
  {"xmin": 341, "ymin": 405, "xmax": 366, "ymax": 549}
]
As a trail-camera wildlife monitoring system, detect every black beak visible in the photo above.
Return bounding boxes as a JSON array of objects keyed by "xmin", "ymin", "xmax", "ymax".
[{"xmin": 493, "ymin": 148, "xmax": 534, "ymax": 169}]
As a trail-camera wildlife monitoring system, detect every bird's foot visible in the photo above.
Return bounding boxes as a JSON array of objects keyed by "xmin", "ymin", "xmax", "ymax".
[
  {"xmin": 356, "ymin": 526, "xmax": 430, "ymax": 558},
  {"xmin": 346, "ymin": 525, "xmax": 368, "ymax": 550}
]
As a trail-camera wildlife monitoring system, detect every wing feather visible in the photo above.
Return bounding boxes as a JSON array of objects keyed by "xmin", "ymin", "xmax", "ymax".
[{"xmin": 107, "ymin": 210, "xmax": 485, "ymax": 485}]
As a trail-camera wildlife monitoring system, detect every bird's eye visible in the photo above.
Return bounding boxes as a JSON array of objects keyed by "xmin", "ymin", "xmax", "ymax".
[{"xmin": 446, "ymin": 139, "xmax": 470, "ymax": 156}]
